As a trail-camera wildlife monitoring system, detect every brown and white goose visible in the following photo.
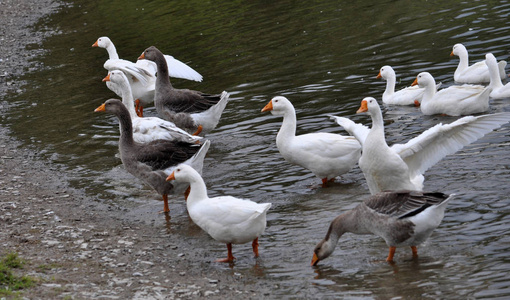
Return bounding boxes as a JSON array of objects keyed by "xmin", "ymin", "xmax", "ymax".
[
  {"xmin": 94, "ymin": 99, "xmax": 210, "ymax": 213},
  {"xmin": 138, "ymin": 46, "xmax": 230, "ymax": 136},
  {"xmin": 312, "ymin": 191, "xmax": 454, "ymax": 265},
  {"xmin": 103, "ymin": 70, "xmax": 202, "ymax": 144}
]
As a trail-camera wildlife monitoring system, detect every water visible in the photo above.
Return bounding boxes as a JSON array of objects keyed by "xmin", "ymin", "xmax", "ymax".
[{"xmin": 4, "ymin": 0, "xmax": 510, "ymax": 298}]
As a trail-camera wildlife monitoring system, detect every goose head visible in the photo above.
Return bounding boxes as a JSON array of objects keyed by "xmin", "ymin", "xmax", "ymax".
[
  {"xmin": 356, "ymin": 97, "xmax": 380, "ymax": 115},
  {"xmin": 412, "ymin": 72, "xmax": 436, "ymax": 88},
  {"xmin": 485, "ymin": 53, "xmax": 498, "ymax": 69},
  {"xmin": 376, "ymin": 65, "xmax": 395, "ymax": 80},
  {"xmin": 92, "ymin": 36, "xmax": 112, "ymax": 48},
  {"xmin": 103, "ymin": 70, "xmax": 129, "ymax": 86},
  {"xmin": 138, "ymin": 46, "xmax": 162, "ymax": 62},
  {"xmin": 94, "ymin": 98, "xmax": 125, "ymax": 114},
  {"xmin": 166, "ymin": 164, "xmax": 196, "ymax": 183},
  {"xmin": 311, "ymin": 237, "xmax": 338, "ymax": 266},
  {"xmin": 450, "ymin": 43, "xmax": 467, "ymax": 57},
  {"xmin": 261, "ymin": 96, "xmax": 294, "ymax": 116}
]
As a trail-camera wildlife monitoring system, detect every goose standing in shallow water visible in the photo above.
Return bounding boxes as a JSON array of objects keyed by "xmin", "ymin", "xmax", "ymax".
[
  {"xmin": 377, "ymin": 65, "xmax": 438, "ymax": 106},
  {"xmin": 94, "ymin": 99, "xmax": 210, "ymax": 213},
  {"xmin": 261, "ymin": 96, "xmax": 361, "ymax": 187},
  {"xmin": 138, "ymin": 46, "xmax": 230, "ymax": 136},
  {"xmin": 92, "ymin": 37, "xmax": 203, "ymax": 117},
  {"xmin": 166, "ymin": 164, "xmax": 271, "ymax": 263},
  {"xmin": 450, "ymin": 43, "xmax": 506, "ymax": 83},
  {"xmin": 103, "ymin": 70, "xmax": 202, "ymax": 144},
  {"xmin": 485, "ymin": 53, "xmax": 510, "ymax": 99},
  {"xmin": 331, "ymin": 97, "xmax": 510, "ymax": 195},
  {"xmin": 311, "ymin": 191, "xmax": 454, "ymax": 265},
  {"xmin": 412, "ymin": 72, "xmax": 491, "ymax": 116}
]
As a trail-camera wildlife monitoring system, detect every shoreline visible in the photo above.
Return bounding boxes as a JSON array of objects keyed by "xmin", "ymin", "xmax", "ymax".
[{"xmin": 0, "ymin": 1, "xmax": 272, "ymax": 298}]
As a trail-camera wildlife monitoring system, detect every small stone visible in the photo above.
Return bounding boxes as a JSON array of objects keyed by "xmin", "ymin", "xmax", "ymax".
[{"xmin": 132, "ymin": 272, "xmax": 143, "ymax": 277}]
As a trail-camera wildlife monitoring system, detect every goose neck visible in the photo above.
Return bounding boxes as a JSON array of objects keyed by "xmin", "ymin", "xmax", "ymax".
[
  {"xmin": 275, "ymin": 109, "xmax": 297, "ymax": 145},
  {"xmin": 154, "ymin": 52, "xmax": 172, "ymax": 88},
  {"xmin": 117, "ymin": 106, "xmax": 135, "ymax": 146},
  {"xmin": 456, "ymin": 51, "xmax": 469, "ymax": 70},
  {"xmin": 384, "ymin": 74, "xmax": 396, "ymax": 95},
  {"xmin": 186, "ymin": 174, "xmax": 209, "ymax": 204},
  {"xmin": 488, "ymin": 62, "xmax": 504, "ymax": 89},
  {"xmin": 119, "ymin": 82, "xmax": 138, "ymax": 119},
  {"xmin": 106, "ymin": 43, "xmax": 119, "ymax": 60}
]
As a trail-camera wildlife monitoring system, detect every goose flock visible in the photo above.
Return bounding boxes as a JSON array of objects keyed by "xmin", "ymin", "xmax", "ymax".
[{"xmin": 92, "ymin": 38, "xmax": 510, "ymax": 265}]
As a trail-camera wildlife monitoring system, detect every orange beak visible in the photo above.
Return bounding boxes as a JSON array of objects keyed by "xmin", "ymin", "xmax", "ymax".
[
  {"xmin": 450, "ymin": 50, "xmax": 454, "ymax": 57},
  {"xmin": 376, "ymin": 71, "xmax": 382, "ymax": 79},
  {"xmin": 311, "ymin": 252, "xmax": 320, "ymax": 266},
  {"xmin": 138, "ymin": 52, "xmax": 145, "ymax": 60},
  {"xmin": 356, "ymin": 99, "xmax": 368, "ymax": 114},
  {"xmin": 94, "ymin": 103, "xmax": 106, "ymax": 112},
  {"xmin": 261, "ymin": 100, "xmax": 273, "ymax": 112},
  {"xmin": 102, "ymin": 74, "xmax": 111, "ymax": 82},
  {"xmin": 92, "ymin": 40, "xmax": 98, "ymax": 47},
  {"xmin": 166, "ymin": 171, "xmax": 175, "ymax": 181},
  {"xmin": 411, "ymin": 77, "xmax": 418, "ymax": 86}
]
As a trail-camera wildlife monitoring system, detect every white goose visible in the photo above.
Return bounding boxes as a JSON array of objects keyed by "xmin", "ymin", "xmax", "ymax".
[
  {"xmin": 377, "ymin": 65, "xmax": 438, "ymax": 106},
  {"xmin": 166, "ymin": 164, "xmax": 271, "ymax": 263},
  {"xmin": 412, "ymin": 72, "xmax": 491, "ymax": 116},
  {"xmin": 92, "ymin": 36, "xmax": 203, "ymax": 117},
  {"xmin": 312, "ymin": 191, "xmax": 454, "ymax": 265},
  {"xmin": 485, "ymin": 53, "xmax": 510, "ymax": 99},
  {"xmin": 103, "ymin": 70, "xmax": 202, "ymax": 144},
  {"xmin": 261, "ymin": 96, "xmax": 361, "ymax": 187},
  {"xmin": 331, "ymin": 97, "xmax": 510, "ymax": 195},
  {"xmin": 450, "ymin": 43, "xmax": 506, "ymax": 83}
]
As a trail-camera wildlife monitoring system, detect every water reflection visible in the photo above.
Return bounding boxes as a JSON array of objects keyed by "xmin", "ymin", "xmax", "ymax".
[{"xmin": 3, "ymin": 0, "xmax": 510, "ymax": 298}]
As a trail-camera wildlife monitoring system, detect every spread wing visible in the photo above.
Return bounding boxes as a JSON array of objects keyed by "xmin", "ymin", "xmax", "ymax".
[
  {"xmin": 329, "ymin": 115, "xmax": 370, "ymax": 146},
  {"xmin": 391, "ymin": 112, "xmax": 510, "ymax": 178}
]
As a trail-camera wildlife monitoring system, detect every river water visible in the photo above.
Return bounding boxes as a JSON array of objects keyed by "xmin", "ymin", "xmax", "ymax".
[{"xmin": 4, "ymin": 0, "xmax": 510, "ymax": 298}]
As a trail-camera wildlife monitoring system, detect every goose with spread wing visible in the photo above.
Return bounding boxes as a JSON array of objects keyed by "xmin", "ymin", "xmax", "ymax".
[
  {"xmin": 93, "ymin": 37, "xmax": 203, "ymax": 117},
  {"xmin": 330, "ymin": 97, "xmax": 510, "ymax": 194}
]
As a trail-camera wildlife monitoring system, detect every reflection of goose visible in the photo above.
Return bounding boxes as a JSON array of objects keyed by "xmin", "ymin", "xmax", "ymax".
[
  {"xmin": 139, "ymin": 46, "xmax": 230, "ymax": 136},
  {"xmin": 312, "ymin": 191, "xmax": 454, "ymax": 265},
  {"xmin": 103, "ymin": 71, "xmax": 202, "ymax": 144},
  {"xmin": 167, "ymin": 164, "xmax": 271, "ymax": 263},
  {"xmin": 377, "ymin": 65, "xmax": 439, "ymax": 106},
  {"xmin": 261, "ymin": 96, "xmax": 361, "ymax": 187},
  {"xmin": 485, "ymin": 53, "xmax": 510, "ymax": 99},
  {"xmin": 94, "ymin": 99, "xmax": 210, "ymax": 213},
  {"xmin": 413, "ymin": 72, "xmax": 491, "ymax": 116},
  {"xmin": 331, "ymin": 97, "xmax": 510, "ymax": 195},
  {"xmin": 92, "ymin": 37, "xmax": 203, "ymax": 117},
  {"xmin": 450, "ymin": 43, "xmax": 506, "ymax": 83}
]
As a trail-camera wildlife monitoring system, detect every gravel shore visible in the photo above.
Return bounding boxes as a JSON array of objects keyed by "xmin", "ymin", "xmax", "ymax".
[{"xmin": 0, "ymin": 1, "xmax": 272, "ymax": 298}]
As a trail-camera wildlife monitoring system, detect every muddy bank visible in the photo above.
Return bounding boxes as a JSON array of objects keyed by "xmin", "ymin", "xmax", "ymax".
[{"xmin": 0, "ymin": 1, "xmax": 275, "ymax": 298}]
